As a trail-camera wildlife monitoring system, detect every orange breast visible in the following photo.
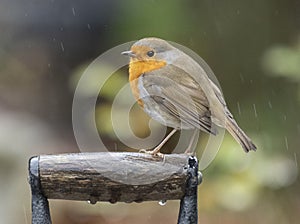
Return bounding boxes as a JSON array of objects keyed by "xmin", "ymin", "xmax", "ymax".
[{"xmin": 129, "ymin": 60, "xmax": 166, "ymax": 107}]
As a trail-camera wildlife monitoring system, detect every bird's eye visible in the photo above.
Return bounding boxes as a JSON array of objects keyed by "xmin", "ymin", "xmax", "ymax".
[{"xmin": 147, "ymin": 50, "xmax": 155, "ymax": 57}]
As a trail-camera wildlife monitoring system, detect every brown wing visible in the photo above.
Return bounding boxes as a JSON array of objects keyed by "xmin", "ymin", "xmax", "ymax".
[{"xmin": 140, "ymin": 64, "xmax": 217, "ymax": 134}]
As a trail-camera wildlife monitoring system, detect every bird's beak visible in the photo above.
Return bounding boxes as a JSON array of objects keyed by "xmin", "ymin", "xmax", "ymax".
[{"xmin": 121, "ymin": 50, "xmax": 136, "ymax": 58}]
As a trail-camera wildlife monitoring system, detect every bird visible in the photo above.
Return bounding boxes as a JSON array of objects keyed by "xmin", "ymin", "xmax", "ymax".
[{"xmin": 122, "ymin": 37, "xmax": 256, "ymax": 155}]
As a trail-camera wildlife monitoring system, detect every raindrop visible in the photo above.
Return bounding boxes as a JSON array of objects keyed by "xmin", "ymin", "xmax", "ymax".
[
  {"xmin": 87, "ymin": 199, "xmax": 97, "ymax": 205},
  {"xmin": 237, "ymin": 101, "xmax": 241, "ymax": 115},
  {"xmin": 197, "ymin": 171, "xmax": 203, "ymax": 185},
  {"xmin": 294, "ymin": 153, "xmax": 298, "ymax": 169},
  {"xmin": 158, "ymin": 200, "xmax": 167, "ymax": 206},
  {"xmin": 283, "ymin": 115, "xmax": 287, "ymax": 121},
  {"xmin": 297, "ymin": 124, "xmax": 300, "ymax": 133},
  {"xmin": 239, "ymin": 73, "xmax": 245, "ymax": 83},
  {"xmin": 253, "ymin": 104, "xmax": 257, "ymax": 118},
  {"xmin": 237, "ymin": 9, "xmax": 240, "ymax": 15},
  {"xmin": 60, "ymin": 42, "xmax": 65, "ymax": 52},
  {"xmin": 72, "ymin": 7, "xmax": 76, "ymax": 16},
  {"xmin": 268, "ymin": 100, "xmax": 272, "ymax": 109},
  {"xmin": 48, "ymin": 63, "xmax": 51, "ymax": 68},
  {"xmin": 284, "ymin": 136, "xmax": 288, "ymax": 150},
  {"xmin": 87, "ymin": 24, "xmax": 91, "ymax": 30}
]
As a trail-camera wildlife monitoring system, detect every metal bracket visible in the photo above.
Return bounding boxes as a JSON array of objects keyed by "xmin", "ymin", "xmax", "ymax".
[
  {"xmin": 29, "ymin": 156, "xmax": 52, "ymax": 224},
  {"xmin": 178, "ymin": 156, "xmax": 201, "ymax": 224}
]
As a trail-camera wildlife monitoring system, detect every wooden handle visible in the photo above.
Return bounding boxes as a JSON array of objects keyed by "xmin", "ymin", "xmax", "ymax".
[{"xmin": 37, "ymin": 152, "xmax": 190, "ymax": 203}]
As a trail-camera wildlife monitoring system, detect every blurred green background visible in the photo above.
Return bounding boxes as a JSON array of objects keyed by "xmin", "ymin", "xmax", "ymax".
[{"xmin": 0, "ymin": 0, "xmax": 299, "ymax": 223}]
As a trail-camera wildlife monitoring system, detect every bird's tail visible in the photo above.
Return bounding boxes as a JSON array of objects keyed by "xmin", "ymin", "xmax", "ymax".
[{"xmin": 225, "ymin": 116, "xmax": 257, "ymax": 152}]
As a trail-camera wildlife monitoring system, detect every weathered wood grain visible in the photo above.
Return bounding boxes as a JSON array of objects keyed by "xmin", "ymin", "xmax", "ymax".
[{"xmin": 38, "ymin": 152, "xmax": 190, "ymax": 203}]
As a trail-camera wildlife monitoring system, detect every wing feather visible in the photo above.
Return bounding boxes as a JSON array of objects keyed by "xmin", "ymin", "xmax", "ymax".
[{"xmin": 140, "ymin": 64, "xmax": 217, "ymax": 134}]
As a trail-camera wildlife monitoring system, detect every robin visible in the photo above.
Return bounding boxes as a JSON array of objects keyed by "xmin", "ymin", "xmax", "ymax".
[{"xmin": 122, "ymin": 37, "xmax": 256, "ymax": 155}]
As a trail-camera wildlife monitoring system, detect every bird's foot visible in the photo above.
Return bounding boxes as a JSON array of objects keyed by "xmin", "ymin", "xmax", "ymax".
[
  {"xmin": 139, "ymin": 149, "xmax": 164, "ymax": 158},
  {"xmin": 184, "ymin": 148, "xmax": 195, "ymax": 156},
  {"xmin": 139, "ymin": 149, "xmax": 148, "ymax": 153}
]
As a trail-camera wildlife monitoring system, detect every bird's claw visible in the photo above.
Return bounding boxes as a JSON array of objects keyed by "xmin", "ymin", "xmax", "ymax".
[
  {"xmin": 184, "ymin": 149, "xmax": 194, "ymax": 156},
  {"xmin": 139, "ymin": 149, "xmax": 164, "ymax": 158}
]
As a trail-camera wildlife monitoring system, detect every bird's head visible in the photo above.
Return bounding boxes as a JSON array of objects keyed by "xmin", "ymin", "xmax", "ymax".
[{"xmin": 122, "ymin": 37, "xmax": 177, "ymax": 63}]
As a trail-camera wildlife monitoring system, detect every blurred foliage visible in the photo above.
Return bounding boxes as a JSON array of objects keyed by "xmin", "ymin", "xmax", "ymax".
[
  {"xmin": 0, "ymin": 0, "xmax": 300, "ymax": 223},
  {"xmin": 263, "ymin": 38, "xmax": 300, "ymax": 81}
]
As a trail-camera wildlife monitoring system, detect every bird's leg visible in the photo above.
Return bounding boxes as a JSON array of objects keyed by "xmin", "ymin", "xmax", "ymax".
[
  {"xmin": 184, "ymin": 129, "xmax": 199, "ymax": 154},
  {"xmin": 140, "ymin": 128, "xmax": 177, "ymax": 156}
]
